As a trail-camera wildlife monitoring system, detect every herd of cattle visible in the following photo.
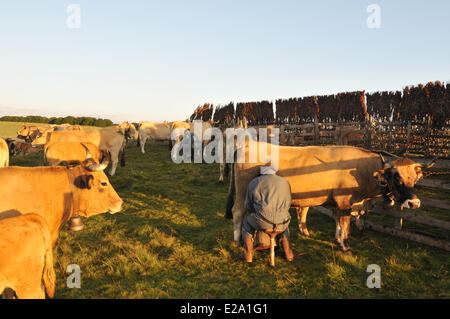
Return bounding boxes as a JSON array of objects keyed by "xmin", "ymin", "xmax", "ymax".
[{"xmin": 0, "ymin": 119, "xmax": 438, "ymax": 299}]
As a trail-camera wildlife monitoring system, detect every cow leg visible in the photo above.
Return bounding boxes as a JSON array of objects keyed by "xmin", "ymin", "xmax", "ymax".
[
  {"xmin": 232, "ymin": 207, "xmax": 245, "ymax": 245},
  {"xmin": 219, "ymin": 163, "xmax": 225, "ymax": 183},
  {"xmin": 335, "ymin": 220, "xmax": 342, "ymax": 243},
  {"xmin": 296, "ymin": 207, "xmax": 310, "ymax": 236},
  {"xmin": 336, "ymin": 211, "xmax": 352, "ymax": 252},
  {"xmin": 109, "ymin": 150, "xmax": 119, "ymax": 176},
  {"xmin": 232, "ymin": 190, "xmax": 246, "ymax": 245},
  {"xmin": 354, "ymin": 214, "xmax": 364, "ymax": 231},
  {"xmin": 140, "ymin": 136, "xmax": 147, "ymax": 154}
]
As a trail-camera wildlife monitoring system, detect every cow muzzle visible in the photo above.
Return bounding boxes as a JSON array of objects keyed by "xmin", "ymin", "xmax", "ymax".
[
  {"xmin": 401, "ymin": 198, "xmax": 420, "ymax": 210},
  {"xmin": 109, "ymin": 200, "xmax": 123, "ymax": 214}
]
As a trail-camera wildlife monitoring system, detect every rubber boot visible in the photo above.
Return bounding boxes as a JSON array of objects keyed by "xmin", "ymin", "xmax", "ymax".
[
  {"xmin": 280, "ymin": 237, "xmax": 294, "ymax": 261},
  {"xmin": 243, "ymin": 237, "xmax": 253, "ymax": 263}
]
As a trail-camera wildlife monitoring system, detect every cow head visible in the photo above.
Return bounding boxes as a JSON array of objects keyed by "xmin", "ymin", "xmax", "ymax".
[
  {"xmin": 31, "ymin": 128, "xmax": 52, "ymax": 145},
  {"xmin": 71, "ymin": 145, "xmax": 123, "ymax": 217},
  {"xmin": 374, "ymin": 156, "xmax": 437, "ymax": 210},
  {"xmin": 17, "ymin": 124, "xmax": 30, "ymax": 140},
  {"xmin": 118, "ymin": 122, "xmax": 138, "ymax": 140}
]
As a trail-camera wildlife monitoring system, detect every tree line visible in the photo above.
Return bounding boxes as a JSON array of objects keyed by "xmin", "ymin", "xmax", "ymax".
[{"xmin": 0, "ymin": 115, "xmax": 114, "ymax": 127}]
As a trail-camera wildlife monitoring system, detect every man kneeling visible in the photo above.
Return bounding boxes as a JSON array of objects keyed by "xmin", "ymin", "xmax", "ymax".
[{"xmin": 241, "ymin": 166, "xmax": 295, "ymax": 263}]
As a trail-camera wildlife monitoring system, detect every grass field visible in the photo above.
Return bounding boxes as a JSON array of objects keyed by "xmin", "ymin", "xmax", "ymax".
[{"xmin": 5, "ymin": 125, "xmax": 450, "ymax": 299}]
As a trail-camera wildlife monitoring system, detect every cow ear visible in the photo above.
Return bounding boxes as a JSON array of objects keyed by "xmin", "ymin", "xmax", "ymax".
[
  {"xmin": 373, "ymin": 170, "xmax": 387, "ymax": 187},
  {"xmin": 116, "ymin": 126, "xmax": 126, "ymax": 135}
]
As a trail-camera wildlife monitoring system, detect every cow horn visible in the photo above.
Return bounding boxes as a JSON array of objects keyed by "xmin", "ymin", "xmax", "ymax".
[
  {"xmin": 80, "ymin": 143, "xmax": 92, "ymax": 160},
  {"xmin": 421, "ymin": 156, "xmax": 438, "ymax": 169},
  {"xmin": 379, "ymin": 153, "xmax": 386, "ymax": 166},
  {"xmin": 98, "ymin": 150, "xmax": 110, "ymax": 171},
  {"xmin": 85, "ymin": 150, "xmax": 109, "ymax": 172}
]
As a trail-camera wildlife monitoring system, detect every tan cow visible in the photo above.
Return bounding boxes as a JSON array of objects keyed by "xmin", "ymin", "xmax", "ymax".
[
  {"xmin": 31, "ymin": 124, "xmax": 84, "ymax": 145},
  {"xmin": 17, "ymin": 125, "xmax": 50, "ymax": 143},
  {"xmin": 225, "ymin": 140, "xmax": 435, "ymax": 251},
  {"xmin": 43, "ymin": 123, "xmax": 136, "ymax": 176},
  {"xmin": 0, "ymin": 138, "xmax": 8, "ymax": 167},
  {"xmin": 44, "ymin": 142, "xmax": 102, "ymax": 166},
  {"xmin": 168, "ymin": 121, "xmax": 191, "ymax": 149},
  {"xmin": 0, "ymin": 214, "xmax": 55, "ymax": 299},
  {"xmin": 137, "ymin": 121, "xmax": 172, "ymax": 153},
  {"xmin": 170, "ymin": 120, "xmax": 213, "ymax": 149},
  {"xmin": 0, "ymin": 151, "xmax": 123, "ymax": 246}
]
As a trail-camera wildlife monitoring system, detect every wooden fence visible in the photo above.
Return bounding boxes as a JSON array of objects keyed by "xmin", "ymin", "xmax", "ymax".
[{"xmin": 191, "ymin": 80, "xmax": 449, "ymax": 158}]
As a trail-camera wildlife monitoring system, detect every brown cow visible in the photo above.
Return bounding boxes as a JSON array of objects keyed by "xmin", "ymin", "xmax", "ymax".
[
  {"xmin": 0, "ymin": 138, "xmax": 8, "ymax": 167},
  {"xmin": 44, "ymin": 142, "xmax": 102, "ymax": 166},
  {"xmin": 0, "ymin": 150, "xmax": 123, "ymax": 246},
  {"xmin": 0, "ymin": 214, "xmax": 55, "ymax": 299},
  {"xmin": 9, "ymin": 141, "xmax": 43, "ymax": 156},
  {"xmin": 225, "ymin": 140, "xmax": 436, "ymax": 252}
]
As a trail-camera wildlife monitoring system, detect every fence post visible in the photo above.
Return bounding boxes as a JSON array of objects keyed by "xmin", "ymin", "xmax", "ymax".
[
  {"xmin": 364, "ymin": 116, "xmax": 372, "ymax": 149},
  {"xmin": 314, "ymin": 114, "xmax": 319, "ymax": 145},
  {"xmin": 405, "ymin": 121, "xmax": 411, "ymax": 154},
  {"xmin": 425, "ymin": 116, "xmax": 431, "ymax": 157}
]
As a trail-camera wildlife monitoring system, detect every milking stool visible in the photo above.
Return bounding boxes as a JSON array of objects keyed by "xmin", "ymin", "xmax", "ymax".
[{"xmin": 263, "ymin": 227, "xmax": 283, "ymax": 267}]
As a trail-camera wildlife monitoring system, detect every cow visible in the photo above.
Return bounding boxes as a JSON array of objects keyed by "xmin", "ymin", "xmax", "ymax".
[
  {"xmin": 17, "ymin": 124, "xmax": 48, "ymax": 142},
  {"xmin": 0, "ymin": 138, "xmax": 8, "ymax": 167},
  {"xmin": 137, "ymin": 121, "xmax": 172, "ymax": 154},
  {"xmin": 9, "ymin": 141, "xmax": 43, "ymax": 156},
  {"xmin": 170, "ymin": 120, "xmax": 214, "ymax": 150},
  {"xmin": 44, "ymin": 142, "xmax": 103, "ymax": 166},
  {"xmin": 0, "ymin": 214, "xmax": 55, "ymax": 299},
  {"xmin": 0, "ymin": 148, "xmax": 123, "ymax": 246},
  {"xmin": 31, "ymin": 124, "xmax": 84, "ymax": 145},
  {"xmin": 225, "ymin": 140, "xmax": 436, "ymax": 252},
  {"xmin": 51, "ymin": 124, "xmax": 83, "ymax": 132},
  {"xmin": 169, "ymin": 121, "xmax": 191, "ymax": 150},
  {"xmin": 42, "ymin": 122, "xmax": 136, "ymax": 176}
]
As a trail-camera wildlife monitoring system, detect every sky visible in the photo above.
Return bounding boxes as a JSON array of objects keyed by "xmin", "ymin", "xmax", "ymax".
[{"xmin": 0, "ymin": 0, "xmax": 449, "ymax": 123}]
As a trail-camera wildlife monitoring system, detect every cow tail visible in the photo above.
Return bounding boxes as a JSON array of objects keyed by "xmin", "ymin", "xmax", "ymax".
[
  {"xmin": 136, "ymin": 124, "xmax": 141, "ymax": 148},
  {"xmin": 43, "ymin": 145, "xmax": 48, "ymax": 166},
  {"xmin": 120, "ymin": 146, "xmax": 126, "ymax": 167},
  {"xmin": 225, "ymin": 151, "xmax": 236, "ymax": 219},
  {"xmin": 39, "ymin": 219, "xmax": 56, "ymax": 298},
  {"xmin": 224, "ymin": 162, "xmax": 230, "ymax": 177},
  {"xmin": 137, "ymin": 132, "xmax": 141, "ymax": 148}
]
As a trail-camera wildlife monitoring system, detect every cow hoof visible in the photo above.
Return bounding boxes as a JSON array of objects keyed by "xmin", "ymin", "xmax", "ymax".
[
  {"xmin": 300, "ymin": 228, "xmax": 310, "ymax": 237},
  {"xmin": 343, "ymin": 249, "xmax": 353, "ymax": 256}
]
